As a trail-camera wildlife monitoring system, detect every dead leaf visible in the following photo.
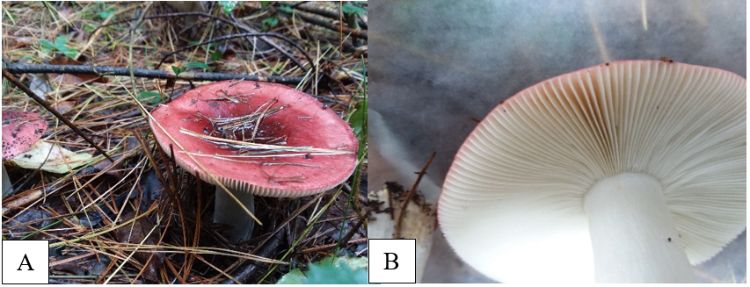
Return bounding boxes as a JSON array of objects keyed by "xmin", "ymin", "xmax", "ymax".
[
  {"xmin": 29, "ymin": 74, "xmax": 51, "ymax": 100},
  {"xmin": 10, "ymin": 141, "xmax": 95, "ymax": 173},
  {"xmin": 49, "ymin": 56, "xmax": 108, "ymax": 83},
  {"xmin": 53, "ymin": 100, "xmax": 76, "ymax": 114}
]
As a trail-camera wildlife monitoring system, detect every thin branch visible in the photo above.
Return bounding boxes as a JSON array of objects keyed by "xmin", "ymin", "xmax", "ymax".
[
  {"xmin": 3, "ymin": 62, "xmax": 303, "ymax": 84},
  {"xmin": 335, "ymin": 217, "xmax": 364, "ymax": 250},
  {"xmin": 302, "ymin": 237, "xmax": 367, "ymax": 253},
  {"xmin": 293, "ymin": 2, "xmax": 367, "ymax": 28},
  {"xmin": 394, "ymin": 152, "xmax": 436, "ymax": 239},
  {"xmin": 2, "ymin": 70, "xmax": 114, "ymax": 162},
  {"xmin": 224, "ymin": 232, "xmax": 283, "ymax": 284},
  {"xmin": 280, "ymin": 10, "xmax": 367, "ymax": 39}
]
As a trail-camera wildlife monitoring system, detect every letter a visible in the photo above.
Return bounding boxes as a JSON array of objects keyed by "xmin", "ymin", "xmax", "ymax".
[{"xmin": 17, "ymin": 254, "xmax": 34, "ymax": 271}]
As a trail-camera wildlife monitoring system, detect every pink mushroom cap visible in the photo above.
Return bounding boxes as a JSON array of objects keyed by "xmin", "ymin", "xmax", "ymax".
[
  {"xmin": 2, "ymin": 110, "xmax": 47, "ymax": 160},
  {"xmin": 149, "ymin": 81, "xmax": 359, "ymax": 197}
]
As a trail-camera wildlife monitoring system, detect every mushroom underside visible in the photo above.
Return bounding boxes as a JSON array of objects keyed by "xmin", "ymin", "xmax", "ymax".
[{"xmin": 440, "ymin": 61, "xmax": 746, "ymax": 283}]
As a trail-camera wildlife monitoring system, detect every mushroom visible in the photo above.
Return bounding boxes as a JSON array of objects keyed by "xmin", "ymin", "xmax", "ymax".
[
  {"xmin": 149, "ymin": 81, "xmax": 358, "ymax": 242},
  {"xmin": 439, "ymin": 61, "xmax": 745, "ymax": 283},
  {"xmin": 2, "ymin": 110, "xmax": 48, "ymax": 196}
]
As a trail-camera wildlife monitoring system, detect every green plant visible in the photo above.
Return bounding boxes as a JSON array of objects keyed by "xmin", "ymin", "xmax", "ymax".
[
  {"xmin": 96, "ymin": 4, "xmax": 116, "ymax": 20},
  {"xmin": 218, "ymin": 1, "xmax": 238, "ymax": 15},
  {"xmin": 262, "ymin": 17, "xmax": 279, "ymax": 30},
  {"xmin": 137, "ymin": 91, "xmax": 162, "ymax": 105},
  {"xmin": 39, "ymin": 36, "xmax": 79, "ymax": 59},
  {"xmin": 278, "ymin": 4, "xmax": 293, "ymax": 13},
  {"xmin": 171, "ymin": 66, "xmax": 185, "ymax": 76},
  {"xmin": 277, "ymin": 256, "xmax": 367, "ymax": 284},
  {"xmin": 348, "ymin": 56, "xmax": 368, "ymax": 158},
  {"xmin": 342, "ymin": 3, "xmax": 366, "ymax": 16},
  {"xmin": 210, "ymin": 50, "xmax": 222, "ymax": 61},
  {"xmin": 185, "ymin": 61, "xmax": 209, "ymax": 71}
]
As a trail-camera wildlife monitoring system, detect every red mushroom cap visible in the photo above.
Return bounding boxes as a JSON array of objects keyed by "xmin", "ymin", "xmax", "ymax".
[
  {"xmin": 2, "ymin": 110, "xmax": 47, "ymax": 160},
  {"xmin": 149, "ymin": 81, "xmax": 358, "ymax": 197}
]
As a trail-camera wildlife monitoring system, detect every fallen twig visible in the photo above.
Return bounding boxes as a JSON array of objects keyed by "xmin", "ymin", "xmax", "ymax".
[
  {"xmin": 302, "ymin": 237, "xmax": 367, "ymax": 253},
  {"xmin": 2, "ymin": 189, "xmax": 43, "ymax": 215},
  {"xmin": 280, "ymin": 9, "xmax": 367, "ymax": 39},
  {"xmin": 394, "ymin": 152, "xmax": 436, "ymax": 239},
  {"xmin": 179, "ymin": 128, "xmax": 353, "ymax": 156},
  {"xmin": 293, "ymin": 2, "xmax": 367, "ymax": 29},
  {"xmin": 3, "ymin": 62, "xmax": 304, "ymax": 84},
  {"xmin": 224, "ymin": 232, "xmax": 284, "ymax": 284}
]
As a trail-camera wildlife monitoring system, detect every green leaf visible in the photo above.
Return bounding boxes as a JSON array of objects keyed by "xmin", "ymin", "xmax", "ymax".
[
  {"xmin": 276, "ymin": 269, "xmax": 306, "ymax": 284},
  {"xmin": 172, "ymin": 66, "xmax": 185, "ymax": 76},
  {"xmin": 83, "ymin": 23, "xmax": 97, "ymax": 33},
  {"xmin": 276, "ymin": 256, "xmax": 367, "ymax": 284},
  {"xmin": 211, "ymin": 50, "xmax": 222, "ymax": 61},
  {"xmin": 218, "ymin": 1, "xmax": 238, "ymax": 15},
  {"xmin": 278, "ymin": 4, "xmax": 293, "ymax": 14},
  {"xmin": 54, "ymin": 36, "xmax": 69, "ymax": 51},
  {"xmin": 342, "ymin": 3, "xmax": 366, "ymax": 16},
  {"xmin": 137, "ymin": 91, "xmax": 162, "ymax": 105},
  {"xmin": 62, "ymin": 49, "xmax": 78, "ymax": 60},
  {"xmin": 96, "ymin": 4, "xmax": 116, "ymax": 20},
  {"xmin": 185, "ymin": 61, "xmax": 209, "ymax": 70},
  {"xmin": 262, "ymin": 17, "xmax": 279, "ymax": 30},
  {"xmin": 97, "ymin": 9, "xmax": 113, "ymax": 20},
  {"xmin": 39, "ymin": 39, "xmax": 55, "ymax": 51},
  {"xmin": 348, "ymin": 98, "xmax": 366, "ymax": 140}
]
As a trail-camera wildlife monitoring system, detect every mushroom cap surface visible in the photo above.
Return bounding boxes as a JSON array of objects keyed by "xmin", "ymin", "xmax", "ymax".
[
  {"xmin": 439, "ymin": 60, "xmax": 745, "ymax": 282},
  {"xmin": 2, "ymin": 110, "xmax": 47, "ymax": 160},
  {"xmin": 149, "ymin": 81, "xmax": 358, "ymax": 197}
]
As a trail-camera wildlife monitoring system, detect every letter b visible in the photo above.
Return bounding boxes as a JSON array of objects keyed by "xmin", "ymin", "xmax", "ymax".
[{"xmin": 384, "ymin": 252, "xmax": 399, "ymax": 270}]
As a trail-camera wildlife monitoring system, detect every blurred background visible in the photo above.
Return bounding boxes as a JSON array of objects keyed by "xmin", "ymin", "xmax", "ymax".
[{"xmin": 368, "ymin": 0, "xmax": 746, "ymax": 283}]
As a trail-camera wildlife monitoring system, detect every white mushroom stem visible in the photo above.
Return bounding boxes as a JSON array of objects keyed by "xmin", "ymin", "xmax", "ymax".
[
  {"xmin": 214, "ymin": 187, "xmax": 255, "ymax": 243},
  {"xmin": 584, "ymin": 173, "xmax": 695, "ymax": 283}
]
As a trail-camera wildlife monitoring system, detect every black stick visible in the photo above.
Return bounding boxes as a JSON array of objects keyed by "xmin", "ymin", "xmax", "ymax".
[
  {"xmin": 3, "ymin": 62, "xmax": 303, "ymax": 84},
  {"xmin": 223, "ymin": 232, "xmax": 283, "ymax": 284},
  {"xmin": 394, "ymin": 152, "xmax": 436, "ymax": 239},
  {"xmin": 2, "ymin": 70, "xmax": 114, "ymax": 162},
  {"xmin": 336, "ymin": 216, "xmax": 365, "ymax": 250}
]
